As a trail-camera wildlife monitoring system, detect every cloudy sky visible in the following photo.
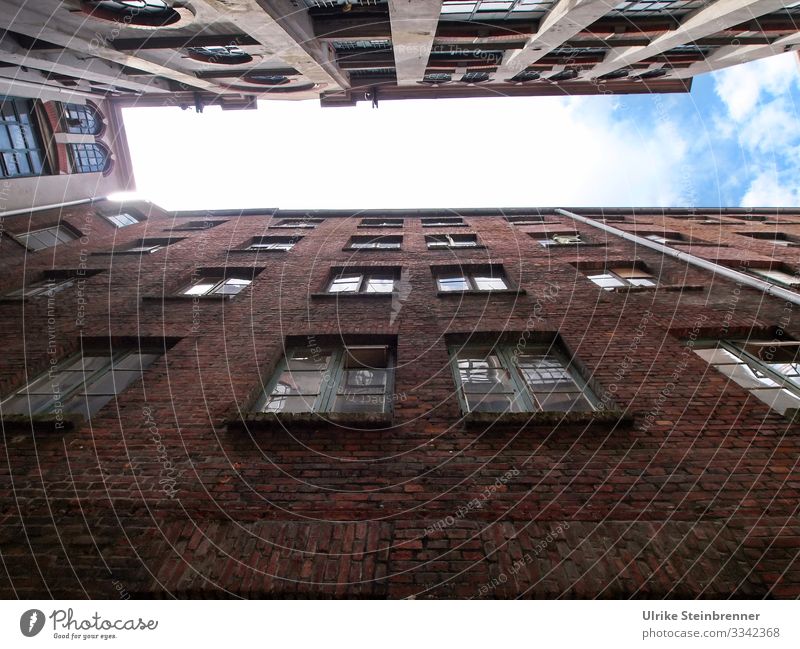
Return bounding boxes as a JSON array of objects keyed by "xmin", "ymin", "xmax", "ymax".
[{"xmin": 120, "ymin": 51, "xmax": 800, "ymax": 210}]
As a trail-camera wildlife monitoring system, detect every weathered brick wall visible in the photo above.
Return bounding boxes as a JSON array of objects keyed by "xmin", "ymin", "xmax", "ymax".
[{"xmin": 0, "ymin": 204, "xmax": 798, "ymax": 598}]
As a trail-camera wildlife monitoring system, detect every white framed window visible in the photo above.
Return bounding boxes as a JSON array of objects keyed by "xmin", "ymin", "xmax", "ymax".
[
  {"xmin": 0, "ymin": 348, "xmax": 160, "ymax": 419},
  {"xmin": 258, "ymin": 344, "xmax": 394, "ymax": 414},
  {"xmin": 506, "ymin": 216, "xmax": 546, "ymax": 225},
  {"xmin": 246, "ymin": 236, "xmax": 300, "ymax": 251},
  {"xmin": 450, "ymin": 343, "xmax": 597, "ymax": 414},
  {"xmin": 422, "ymin": 217, "xmax": 464, "ymax": 227},
  {"xmin": 587, "ymin": 266, "xmax": 656, "ymax": 290},
  {"xmin": 749, "ymin": 268, "xmax": 800, "ymax": 288},
  {"xmin": 426, "ymin": 234, "xmax": 478, "ymax": 249},
  {"xmin": 359, "ymin": 218, "xmax": 403, "ymax": 228},
  {"xmin": 436, "ymin": 267, "xmax": 509, "ymax": 292},
  {"xmin": 6, "ymin": 277, "xmax": 74, "ymax": 298},
  {"xmin": 327, "ymin": 270, "xmax": 396, "ymax": 294},
  {"xmin": 17, "ymin": 226, "xmax": 76, "ymax": 251},
  {"xmin": 105, "ymin": 213, "xmax": 139, "ymax": 228},
  {"xmin": 271, "ymin": 218, "xmax": 323, "ymax": 229},
  {"xmin": 693, "ymin": 339, "xmax": 800, "ymax": 415},
  {"xmin": 538, "ymin": 233, "xmax": 582, "ymax": 247},
  {"xmin": 348, "ymin": 235, "xmax": 402, "ymax": 250},
  {"xmin": 181, "ymin": 276, "xmax": 252, "ymax": 296}
]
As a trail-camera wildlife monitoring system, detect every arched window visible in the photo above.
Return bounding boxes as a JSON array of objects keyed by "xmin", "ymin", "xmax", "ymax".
[
  {"xmin": 62, "ymin": 103, "xmax": 103, "ymax": 135},
  {"xmin": 81, "ymin": 1, "xmax": 181, "ymax": 27},
  {"xmin": 0, "ymin": 96, "xmax": 48, "ymax": 178},
  {"xmin": 69, "ymin": 143, "xmax": 111, "ymax": 174}
]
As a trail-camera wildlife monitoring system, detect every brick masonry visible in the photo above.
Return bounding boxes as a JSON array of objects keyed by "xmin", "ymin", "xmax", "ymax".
[{"xmin": 0, "ymin": 203, "xmax": 798, "ymax": 598}]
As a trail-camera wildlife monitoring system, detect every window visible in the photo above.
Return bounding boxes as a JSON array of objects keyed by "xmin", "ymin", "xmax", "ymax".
[
  {"xmin": 587, "ymin": 266, "xmax": 656, "ymax": 290},
  {"xmin": 17, "ymin": 225, "xmax": 76, "ymax": 251},
  {"xmin": 271, "ymin": 218, "xmax": 323, "ymax": 229},
  {"xmin": 436, "ymin": 266, "xmax": 509, "ymax": 292},
  {"xmin": 258, "ymin": 344, "xmax": 394, "ymax": 414},
  {"xmin": 0, "ymin": 97, "xmax": 47, "ymax": 178},
  {"xmin": 739, "ymin": 232, "xmax": 799, "ymax": 247},
  {"xmin": 171, "ymin": 220, "xmax": 226, "ymax": 231},
  {"xmin": 0, "ymin": 347, "xmax": 160, "ymax": 419},
  {"xmin": 749, "ymin": 268, "xmax": 800, "ymax": 288},
  {"xmin": 326, "ymin": 270, "xmax": 397, "ymax": 294},
  {"xmin": 347, "ymin": 235, "xmax": 402, "ymax": 250},
  {"xmin": 186, "ymin": 46, "xmax": 253, "ymax": 65},
  {"xmin": 693, "ymin": 340, "xmax": 800, "ymax": 415},
  {"xmin": 426, "ymin": 234, "xmax": 479, "ymax": 249},
  {"xmin": 360, "ymin": 218, "xmax": 403, "ymax": 228},
  {"xmin": 422, "ymin": 217, "xmax": 463, "ymax": 227},
  {"xmin": 645, "ymin": 233, "xmax": 684, "ymax": 244},
  {"xmin": 537, "ymin": 233, "xmax": 582, "ymax": 247},
  {"xmin": 121, "ymin": 238, "xmax": 179, "ymax": 254},
  {"xmin": 105, "ymin": 213, "xmax": 139, "ymax": 228},
  {"xmin": 450, "ymin": 343, "xmax": 597, "ymax": 413},
  {"xmin": 82, "ymin": 1, "xmax": 181, "ymax": 27},
  {"xmin": 61, "ymin": 103, "xmax": 102, "ymax": 135},
  {"xmin": 181, "ymin": 275, "xmax": 251, "ymax": 297},
  {"xmin": 5, "ymin": 277, "xmax": 75, "ymax": 298},
  {"xmin": 246, "ymin": 236, "xmax": 300, "ymax": 251},
  {"xmin": 69, "ymin": 143, "xmax": 110, "ymax": 174},
  {"xmin": 506, "ymin": 216, "xmax": 546, "ymax": 225}
]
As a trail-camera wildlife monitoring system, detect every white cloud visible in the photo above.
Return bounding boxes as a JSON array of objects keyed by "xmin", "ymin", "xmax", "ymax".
[
  {"xmin": 122, "ymin": 94, "xmax": 690, "ymax": 210},
  {"xmin": 714, "ymin": 51, "xmax": 800, "ymax": 121},
  {"xmin": 741, "ymin": 169, "xmax": 800, "ymax": 207}
]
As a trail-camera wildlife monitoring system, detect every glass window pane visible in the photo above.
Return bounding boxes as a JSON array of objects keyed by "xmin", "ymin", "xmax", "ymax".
[
  {"xmin": 715, "ymin": 362, "xmax": 780, "ymax": 389},
  {"xmin": 588, "ymin": 274, "xmax": 625, "ymax": 289},
  {"xmin": 438, "ymin": 275, "xmax": 469, "ymax": 291},
  {"xmin": 339, "ymin": 369, "xmax": 387, "ymax": 393},
  {"xmin": 365, "ymin": 277, "xmax": 394, "ymax": 293},
  {"xmin": 263, "ymin": 394, "xmax": 315, "ymax": 413},
  {"xmin": 693, "ymin": 347, "xmax": 741, "ymax": 364},
  {"xmin": 473, "ymin": 275, "xmax": 508, "ymax": 291},
  {"xmin": 611, "ymin": 267, "xmax": 651, "ymax": 279},
  {"xmin": 213, "ymin": 278, "xmax": 251, "ymax": 295},
  {"xmin": 274, "ymin": 370, "xmax": 325, "ymax": 395},
  {"xmin": 465, "ymin": 392, "xmax": 523, "ymax": 413},
  {"xmin": 332, "ymin": 393, "xmax": 385, "ymax": 413},
  {"xmin": 183, "ymin": 281, "xmax": 216, "ymax": 296},
  {"xmin": 329, "ymin": 274, "xmax": 361, "ymax": 292},
  {"xmin": 751, "ymin": 388, "xmax": 800, "ymax": 415},
  {"xmin": 628, "ymin": 278, "xmax": 656, "ymax": 287},
  {"xmin": 286, "ymin": 351, "xmax": 330, "ymax": 370}
]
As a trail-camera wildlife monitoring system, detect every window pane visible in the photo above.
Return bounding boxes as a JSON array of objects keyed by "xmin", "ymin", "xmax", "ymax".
[
  {"xmin": 714, "ymin": 361, "xmax": 780, "ymax": 389},
  {"xmin": 438, "ymin": 275, "xmax": 469, "ymax": 291},
  {"xmin": 628, "ymin": 278, "xmax": 656, "ymax": 287},
  {"xmin": 274, "ymin": 370, "xmax": 326, "ymax": 396},
  {"xmin": 332, "ymin": 393, "xmax": 385, "ymax": 413},
  {"xmin": 114, "ymin": 353, "xmax": 159, "ymax": 371},
  {"xmin": 183, "ymin": 281, "xmax": 216, "ymax": 296},
  {"xmin": 537, "ymin": 391, "xmax": 594, "ymax": 412},
  {"xmin": 611, "ymin": 267, "xmax": 651, "ymax": 279},
  {"xmin": 516, "ymin": 355, "xmax": 575, "ymax": 391},
  {"xmin": 286, "ymin": 351, "xmax": 331, "ymax": 371},
  {"xmin": 751, "ymin": 388, "xmax": 800, "ymax": 415},
  {"xmin": 263, "ymin": 394, "xmax": 315, "ymax": 413},
  {"xmin": 83, "ymin": 369, "xmax": 142, "ymax": 395},
  {"xmin": 339, "ymin": 369, "xmax": 387, "ymax": 393},
  {"xmin": 693, "ymin": 347, "xmax": 741, "ymax": 364},
  {"xmin": 588, "ymin": 274, "xmax": 625, "ymax": 289},
  {"xmin": 465, "ymin": 392, "xmax": 523, "ymax": 413},
  {"xmin": 473, "ymin": 275, "xmax": 508, "ymax": 291},
  {"xmin": 213, "ymin": 278, "xmax": 251, "ymax": 295},
  {"xmin": 344, "ymin": 346, "xmax": 388, "ymax": 368},
  {"xmin": 329, "ymin": 274, "xmax": 361, "ymax": 292},
  {"xmin": 365, "ymin": 277, "xmax": 394, "ymax": 293}
]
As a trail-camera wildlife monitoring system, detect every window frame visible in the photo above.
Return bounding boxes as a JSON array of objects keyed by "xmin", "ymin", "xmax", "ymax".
[
  {"xmin": 61, "ymin": 102, "xmax": 103, "ymax": 135},
  {"xmin": 693, "ymin": 338, "xmax": 800, "ymax": 415},
  {"xmin": 586, "ymin": 265, "xmax": 656, "ymax": 290},
  {"xmin": 421, "ymin": 217, "xmax": 465, "ymax": 228},
  {"xmin": 257, "ymin": 344, "xmax": 396, "ymax": 415},
  {"xmin": 270, "ymin": 218, "xmax": 323, "ymax": 229},
  {"xmin": 0, "ymin": 347, "xmax": 160, "ymax": 419},
  {"xmin": 325, "ymin": 269, "xmax": 398, "ymax": 294},
  {"xmin": 448, "ymin": 342, "xmax": 598, "ymax": 414},
  {"xmin": 748, "ymin": 267, "xmax": 800, "ymax": 289},
  {"xmin": 0, "ymin": 96, "xmax": 48, "ymax": 179},
  {"xmin": 359, "ymin": 218, "xmax": 404, "ymax": 228},
  {"xmin": 505, "ymin": 216, "xmax": 547, "ymax": 226},
  {"xmin": 69, "ymin": 142, "xmax": 111, "ymax": 174},
  {"xmin": 426, "ymin": 233, "xmax": 479, "ymax": 249},
  {"xmin": 434, "ymin": 265, "xmax": 511, "ymax": 293},
  {"xmin": 245, "ymin": 236, "xmax": 301, "ymax": 252},
  {"xmin": 346, "ymin": 235, "xmax": 403, "ymax": 250},
  {"xmin": 179, "ymin": 275, "xmax": 252, "ymax": 297},
  {"xmin": 104, "ymin": 213, "xmax": 139, "ymax": 228},
  {"xmin": 16, "ymin": 225, "xmax": 77, "ymax": 251}
]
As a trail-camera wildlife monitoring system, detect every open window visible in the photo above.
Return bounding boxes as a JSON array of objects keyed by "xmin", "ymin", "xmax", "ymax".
[{"xmin": 587, "ymin": 265, "xmax": 656, "ymax": 290}]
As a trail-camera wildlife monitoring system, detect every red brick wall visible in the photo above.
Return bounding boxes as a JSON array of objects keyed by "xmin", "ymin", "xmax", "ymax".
[{"xmin": 0, "ymin": 205, "xmax": 798, "ymax": 598}]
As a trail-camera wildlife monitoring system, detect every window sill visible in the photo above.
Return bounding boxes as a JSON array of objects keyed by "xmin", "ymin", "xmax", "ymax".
[
  {"xmin": 428, "ymin": 245, "xmax": 487, "ymax": 251},
  {"xmin": 141, "ymin": 294, "xmax": 239, "ymax": 302},
  {"xmin": 609, "ymin": 284, "xmax": 704, "ymax": 294},
  {"xmin": 422, "ymin": 224, "xmax": 468, "ymax": 228},
  {"xmin": 229, "ymin": 411, "xmax": 392, "ymax": 430},
  {"xmin": 462, "ymin": 409, "xmax": 632, "ymax": 429},
  {"xmin": 1, "ymin": 413, "xmax": 83, "ymax": 433},
  {"xmin": 357, "ymin": 225, "xmax": 404, "ymax": 229},
  {"xmin": 225, "ymin": 248, "xmax": 289, "ymax": 254},
  {"xmin": 310, "ymin": 292, "xmax": 393, "ymax": 300},
  {"xmin": 343, "ymin": 247, "xmax": 403, "ymax": 252},
  {"xmin": 437, "ymin": 288, "xmax": 526, "ymax": 297}
]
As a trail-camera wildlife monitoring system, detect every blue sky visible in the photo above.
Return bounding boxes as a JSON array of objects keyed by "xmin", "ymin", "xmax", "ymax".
[{"xmin": 120, "ymin": 51, "xmax": 800, "ymax": 210}]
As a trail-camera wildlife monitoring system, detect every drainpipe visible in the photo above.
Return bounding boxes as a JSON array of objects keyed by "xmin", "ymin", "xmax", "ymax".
[
  {"xmin": 555, "ymin": 208, "xmax": 800, "ymax": 308},
  {"xmin": 0, "ymin": 197, "xmax": 99, "ymax": 219}
]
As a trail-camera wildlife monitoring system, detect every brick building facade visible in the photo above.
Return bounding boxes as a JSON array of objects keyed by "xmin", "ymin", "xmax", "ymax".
[{"xmin": 0, "ymin": 202, "xmax": 799, "ymax": 598}]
